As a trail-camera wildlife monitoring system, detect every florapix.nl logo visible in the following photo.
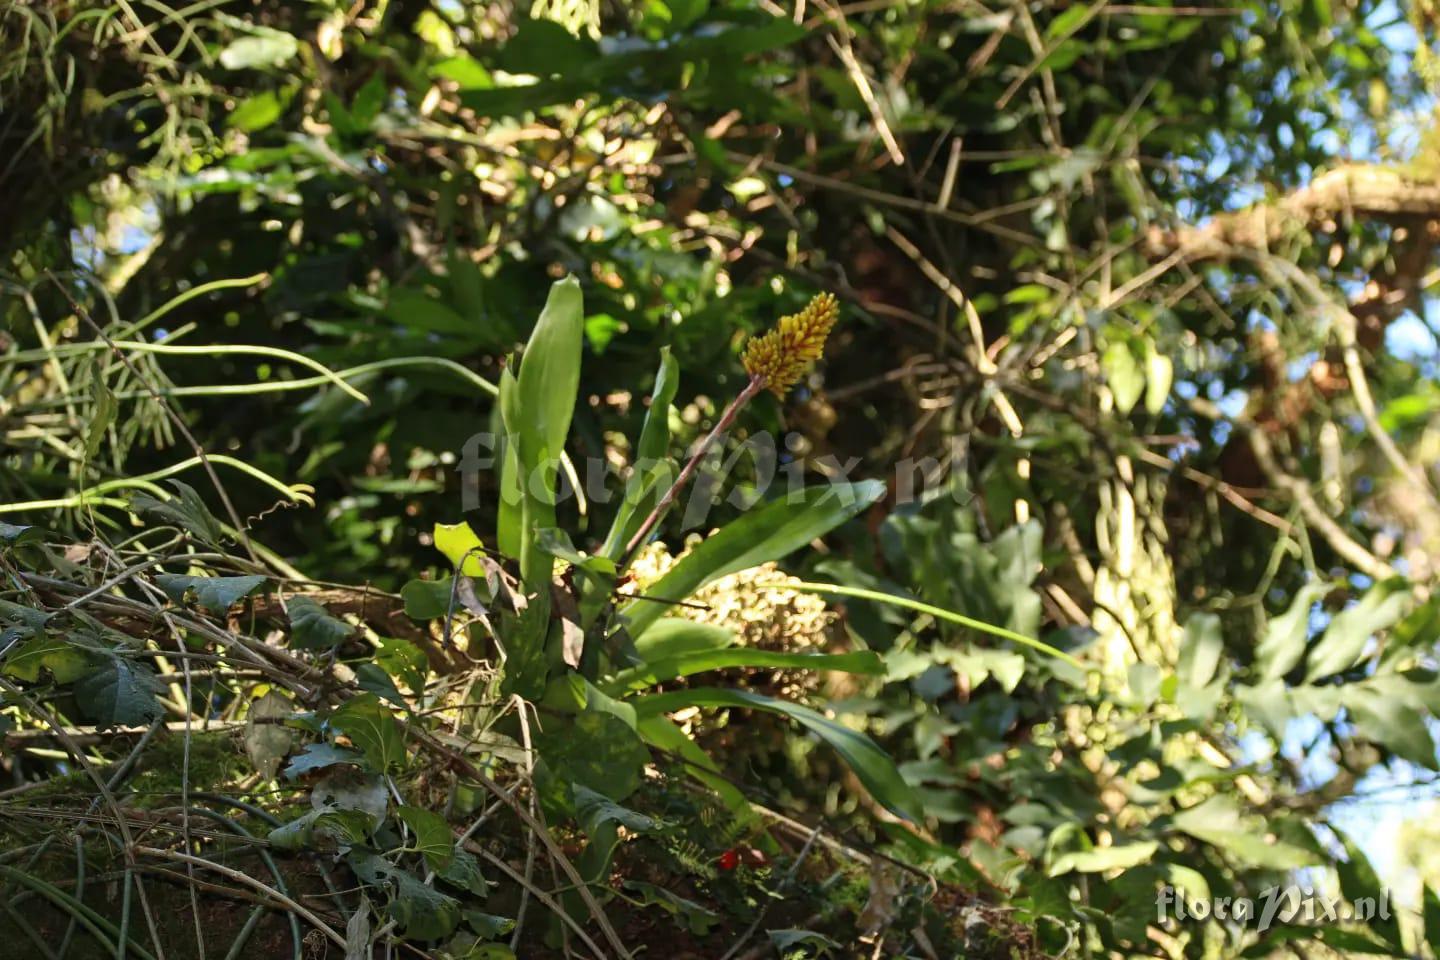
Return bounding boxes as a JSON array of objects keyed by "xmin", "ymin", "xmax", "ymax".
[{"xmin": 1156, "ymin": 883, "xmax": 1393, "ymax": 933}]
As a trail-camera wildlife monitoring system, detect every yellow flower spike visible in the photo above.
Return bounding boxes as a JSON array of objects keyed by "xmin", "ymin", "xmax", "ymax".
[
  {"xmin": 433, "ymin": 521, "xmax": 487, "ymax": 576},
  {"xmin": 741, "ymin": 292, "xmax": 840, "ymax": 397}
]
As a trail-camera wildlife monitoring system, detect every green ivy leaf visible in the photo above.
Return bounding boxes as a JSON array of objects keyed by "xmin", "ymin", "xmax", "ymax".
[
  {"xmin": 331, "ymin": 694, "xmax": 406, "ymax": 772},
  {"xmin": 289, "ymin": 596, "xmax": 352, "ymax": 649},
  {"xmin": 537, "ymin": 711, "xmax": 648, "ymax": 801},
  {"xmin": 397, "ymin": 805, "xmax": 455, "ymax": 871},
  {"xmin": 155, "ymin": 573, "xmax": 267, "ymax": 611},
  {"xmin": 283, "ymin": 742, "xmax": 364, "ymax": 779},
  {"xmin": 74, "ymin": 659, "xmax": 165, "ymax": 728},
  {"xmin": 1, "ymin": 635, "xmax": 91, "ymax": 683},
  {"xmin": 438, "ymin": 849, "xmax": 491, "ymax": 897}
]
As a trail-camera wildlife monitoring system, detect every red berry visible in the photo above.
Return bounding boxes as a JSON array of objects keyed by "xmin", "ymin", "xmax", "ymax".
[{"xmin": 718, "ymin": 850, "xmax": 740, "ymax": 871}]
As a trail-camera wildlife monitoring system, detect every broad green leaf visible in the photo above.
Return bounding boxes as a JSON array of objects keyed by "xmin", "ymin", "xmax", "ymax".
[
  {"xmin": 331, "ymin": 694, "xmax": 406, "ymax": 772},
  {"xmin": 1048, "ymin": 840, "xmax": 1158, "ymax": 876},
  {"xmin": 601, "ymin": 348, "xmax": 679, "ymax": 560},
  {"xmin": 283, "ymin": 742, "xmax": 364, "ymax": 779},
  {"xmin": 1144, "ymin": 341, "xmax": 1173, "ymax": 414},
  {"xmin": 155, "ymin": 573, "xmax": 266, "ymax": 611},
  {"xmin": 74, "ymin": 658, "xmax": 165, "ymax": 728},
  {"xmin": 537, "ymin": 710, "xmax": 648, "ymax": 801},
  {"xmin": 401, "ymin": 577, "xmax": 454, "ymax": 620},
  {"xmin": 632, "ymin": 687, "xmax": 923, "ymax": 823},
  {"xmin": 227, "ymin": 90, "xmax": 286, "ymax": 131},
  {"xmin": 1178, "ymin": 612, "xmax": 1222, "ymax": 688},
  {"xmin": 397, "ymin": 805, "xmax": 455, "ymax": 870},
  {"xmin": 355, "ymin": 663, "xmax": 407, "ymax": 708},
  {"xmin": 219, "ymin": 28, "xmax": 300, "ymax": 70},
  {"xmin": 512, "ymin": 277, "xmax": 584, "ymax": 591},
  {"xmin": 288, "ymin": 596, "xmax": 352, "ymax": 649},
  {"xmin": 1305, "ymin": 579, "xmax": 1410, "ymax": 680},
  {"xmin": 600, "ymin": 648, "xmax": 882, "ymax": 696},
  {"xmin": 621, "ymin": 481, "xmax": 884, "ymax": 637},
  {"xmin": 496, "ymin": 366, "xmax": 523, "ymax": 559},
  {"xmin": 1102, "ymin": 341, "xmax": 1143, "ymax": 414},
  {"xmin": 1347, "ymin": 677, "xmax": 1437, "ymax": 768},
  {"xmin": 632, "ymin": 618, "xmax": 734, "ymax": 662},
  {"xmin": 1255, "ymin": 582, "xmax": 1326, "ymax": 681},
  {"xmin": 1170, "ymin": 795, "xmax": 1316, "ymax": 869},
  {"xmin": 1334, "ymin": 830, "xmax": 1404, "ymax": 949},
  {"xmin": 1, "ymin": 635, "xmax": 91, "ymax": 683},
  {"xmin": 432, "ymin": 523, "xmax": 488, "ymax": 577}
]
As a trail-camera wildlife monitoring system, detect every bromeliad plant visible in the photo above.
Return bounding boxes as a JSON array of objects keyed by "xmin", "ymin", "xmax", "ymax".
[{"xmin": 423, "ymin": 278, "xmax": 922, "ymax": 869}]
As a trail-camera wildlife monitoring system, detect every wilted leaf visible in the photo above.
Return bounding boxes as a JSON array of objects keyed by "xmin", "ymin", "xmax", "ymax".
[
  {"xmin": 621, "ymin": 880, "xmax": 720, "ymax": 936},
  {"xmin": 245, "ymin": 690, "xmax": 293, "ymax": 779},
  {"xmin": 312, "ymin": 767, "xmax": 389, "ymax": 826}
]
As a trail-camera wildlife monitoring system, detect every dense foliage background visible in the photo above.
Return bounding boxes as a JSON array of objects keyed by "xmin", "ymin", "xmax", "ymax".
[{"xmin": 4, "ymin": 0, "xmax": 1440, "ymax": 956}]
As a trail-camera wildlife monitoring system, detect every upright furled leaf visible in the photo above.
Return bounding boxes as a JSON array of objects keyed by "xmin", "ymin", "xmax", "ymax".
[
  {"xmin": 512, "ymin": 277, "xmax": 584, "ymax": 590},
  {"xmin": 621, "ymin": 481, "xmax": 884, "ymax": 637},
  {"xmin": 601, "ymin": 348, "xmax": 679, "ymax": 560}
]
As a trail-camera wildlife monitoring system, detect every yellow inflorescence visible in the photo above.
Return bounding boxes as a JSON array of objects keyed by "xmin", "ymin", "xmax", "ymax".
[{"xmin": 741, "ymin": 292, "xmax": 840, "ymax": 397}]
